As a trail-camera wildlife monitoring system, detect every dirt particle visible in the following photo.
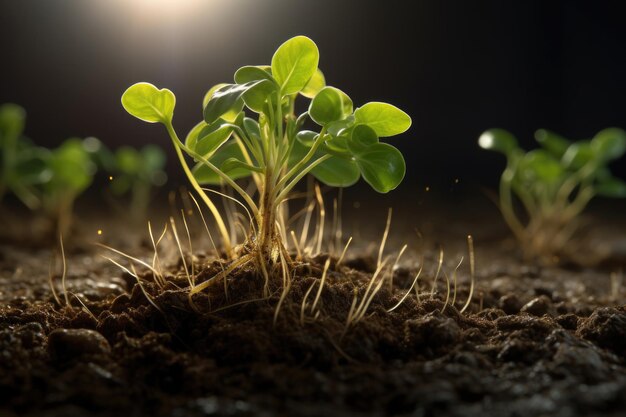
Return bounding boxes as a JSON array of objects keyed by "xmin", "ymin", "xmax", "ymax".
[
  {"xmin": 499, "ymin": 294, "xmax": 523, "ymax": 314},
  {"xmin": 520, "ymin": 295, "xmax": 555, "ymax": 317},
  {"xmin": 47, "ymin": 328, "xmax": 111, "ymax": 361},
  {"xmin": 577, "ymin": 307, "xmax": 626, "ymax": 354}
]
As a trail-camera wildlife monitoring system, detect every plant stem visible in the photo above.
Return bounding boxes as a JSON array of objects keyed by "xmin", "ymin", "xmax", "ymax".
[{"xmin": 164, "ymin": 122, "xmax": 233, "ymax": 256}]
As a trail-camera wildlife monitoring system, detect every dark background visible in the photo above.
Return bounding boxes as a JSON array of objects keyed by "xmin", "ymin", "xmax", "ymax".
[{"xmin": 1, "ymin": 0, "xmax": 626, "ymax": 199}]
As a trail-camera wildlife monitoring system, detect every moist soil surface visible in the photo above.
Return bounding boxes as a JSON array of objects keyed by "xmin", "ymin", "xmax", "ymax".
[{"xmin": 1, "ymin": 199, "xmax": 626, "ymax": 417}]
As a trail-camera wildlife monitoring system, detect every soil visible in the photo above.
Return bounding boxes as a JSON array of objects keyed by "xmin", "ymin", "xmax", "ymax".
[{"xmin": 1, "ymin": 196, "xmax": 626, "ymax": 417}]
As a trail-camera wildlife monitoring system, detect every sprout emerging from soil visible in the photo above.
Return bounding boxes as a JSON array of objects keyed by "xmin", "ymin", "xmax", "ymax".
[
  {"xmin": 121, "ymin": 36, "xmax": 411, "ymax": 281},
  {"xmin": 479, "ymin": 127, "xmax": 626, "ymax": 263}
]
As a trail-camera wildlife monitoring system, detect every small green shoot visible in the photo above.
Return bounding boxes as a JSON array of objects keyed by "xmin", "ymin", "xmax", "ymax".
[
  {"xmin": 0, "ymin": 104, "xmax": 50, "ymax": 209},
  {"xmin": 41, "ymin": 138, "xmax": 95, "ymax": 236},
  {"xmin": 122, "ymin": 36, "xmax": 411, "ymax": 272},
  {"xmin": 109, "ymin": 145, "xmax": 167, "ymax": 222},
  {"xmin": 479, "ymin": 128, "xmax": 626, "ymax": 262}
]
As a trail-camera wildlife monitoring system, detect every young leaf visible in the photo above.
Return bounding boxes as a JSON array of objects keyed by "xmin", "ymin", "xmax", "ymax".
[
  {"xmin": 519, "ymin": 150, "xmax": 563, "ymax": 183},
  {"xmin": 185, "ymin": 121, "xmax": 208, "ymax": 150},
  {"xmin": 203, "ymin": 82, "xmax": 264, "ymax": 124},
  {"xmin": 591, "ymin": 128, "xmax": 626, "ymax": 161},
  {"xmin": 595, "ymin": 176, "xmax": 626, "ymax": 198},
  {"xmin": 478, "ymin": 129, "xmax": 519, "ymax": 156},
  {"xmin": 0, "ymin": 103, "xmax": 26, "ymax": 141},
  {"xmin": 121, "ymin": 83, "xmax": 175, "ymax": 124},
  {"xmin": 296, "ymin": 130, "xmax": 318, "ymax": 147},
  {"xmin": 194, "ymin": 119, "xmax": 234, "ymax": 157},
  {"xmin": 354, "ymin": 143, "xmax": 406, "ymax": 193},
  {"xmin": 234, "ymin": 66, "xmax": 278, "ymax": 112},
  {"xmin": 534, "ymin": 129, "xmax": 571, "ymax": 158},
  {"xmin": 562, "ymin": 142, "xmax": 597, "ymax": 170},
  {"xmin": 309, "ymin": 87, "xmax": 353, "ymax": 126},
  {"xmin": 192, "ymin": 140, "xmax": 251, "ymax": 184},
  {"xmin": 243, "ymin": 117, "xmax": 261, "ymax": 141},
  {"xmin": 354, "ymin": 102, "xmax": 411, "ymax": 137},
  {"xmin": 347, "ymin": 124, "xmax": 378, "ymax": 154},
  {"xmin": 271, "ymin": 36, "xmax": 320, "ymax": 95},
  {"xmin": 311, "ymin": 156, "xmax": 360, "ymax": 187},
  {"xmin": 300, "ymin": 68, "xmax": 326, "ymax": 98}
]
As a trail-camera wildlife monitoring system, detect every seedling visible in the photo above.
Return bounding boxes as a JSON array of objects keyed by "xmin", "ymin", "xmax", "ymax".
[
  {"xmin": 41, "ymin": 138, "xmax": 95, "ymax": 236},
  {"xmin": 122, "ymin": 36, "xmax": 411, "ymax": 279},
  {"xmin": 0, "ymin": 103, "xmax": 50, "ymax": 209},
  {"xmin": 109, "ymin": 145, "xmax": 167, "ymax": 222},
  {"xmin": 479, "ymin": 128, "xmax": 626, "ymax": 262}
]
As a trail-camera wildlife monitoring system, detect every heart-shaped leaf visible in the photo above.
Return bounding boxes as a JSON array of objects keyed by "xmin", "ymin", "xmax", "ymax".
[
  {"xmin": 309, "ymin": 87, "xmax": 353, "ymax": 126},
  {"xmin": 271, "ymin": 36, "xmax": 319, "ymax": 96},
  {"xmin": 354, "ymin": 143, "xmax": 406, "ymax": 193},
  {"xmin": 478, "ymin": 129, "xmax": 519, "ymax": 156},
  {"xmin": 122, "ymin": 82, "xmax": 175, "ymax": 124},
  {"xmin": 354, "ymin": 102, "xmax": 411, "ymax": 137},
  {"xmin": 300, "ymin": 68, "xmax": 326, "ymax": 98}
]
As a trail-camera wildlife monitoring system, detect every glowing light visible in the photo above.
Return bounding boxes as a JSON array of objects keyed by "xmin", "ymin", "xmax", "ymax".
[
  {"xmin": 425, "ymin": 186, "xmax": 430, "ymax": 192},
  {"xmin": 108, "ymin": 176, "xmax": 113, "ymax": 181},
  {"xmin": 97, "ymin": 229, "xmax": 103, "ymax": 235}
]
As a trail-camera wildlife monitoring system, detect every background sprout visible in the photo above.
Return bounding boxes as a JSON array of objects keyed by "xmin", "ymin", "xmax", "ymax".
[
  {"xmin": 108, "ymin": 145, "xmax": 167, "ymax": 223},
  {"xmin": 122, "ymin": 35, "xmax": 411, "ymax": 270},
  {"xmin": 41, "ymin": 138, "xmax": 96, "ymax": 237},
  {"xmin": 0, "ymin": 103, "xmax": 50, "ymax": 209},
  {"xmin": 479, "ymin": 127, "xmax": 626, "ymax": 262}
]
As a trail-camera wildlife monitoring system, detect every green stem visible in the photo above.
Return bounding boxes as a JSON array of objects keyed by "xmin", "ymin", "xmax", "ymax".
[{"xmin": 164, "ymin": 122, "xmax": 234, "ymax": 255}]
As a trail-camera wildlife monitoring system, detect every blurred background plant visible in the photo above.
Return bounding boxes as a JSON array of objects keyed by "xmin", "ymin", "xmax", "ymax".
[{"xmin": 479, "ymin": 127, "xmax": 626, "ymax": 264}]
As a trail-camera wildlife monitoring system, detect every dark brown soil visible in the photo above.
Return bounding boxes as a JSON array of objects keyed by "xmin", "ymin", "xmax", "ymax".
[{"xmin": 1, "ymin": 203, "xmax": 626, "ymax": 417}]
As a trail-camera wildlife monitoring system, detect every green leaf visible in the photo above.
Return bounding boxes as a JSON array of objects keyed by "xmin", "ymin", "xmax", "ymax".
[
  {"xmin": 121, "ymin": 82, "xmax": 175, "ymax": 124},
  {"xmin": 308, "ymin": 87, "xmax": 353, "ymax": 126},
  {"xmin": 347, "ymin": 124, "xmax": 378, "ymax": 154},
  {"xmin": 519, "ymin": 150, "xmax": 563, "ymax": 183},
  {"xmin": 14, "ymin": 146, "xmax": 51, "ymax": 185},
  {"xmin": 478, "ymin": 129, "xmax": 519, "ymax": 156},
  {"xmin": 595, "ymin": 177, "xmax": 626, "ymax": 198},
  {"xmin": 0, "ymin": 103, "xmax": 26, "ymax": 142},
  {"xmin": 326, "ymin": 116, "xmax": 355, "ymax": 137},
  {"xmin": 591, "ymin": 128, "xmax": 626, "ymax": 161},
  {"xmin": 185, "ymin": 121, "xmax": 208, "ymax": 150},
  {"xmin": 194, "ymin": 119, "xmax": 234, "ymax": 157},
  {"xmin": 534, "ymin": 129, "xmax": 571, "ymax": 158},
  {"xmin": 271, "ymin": 36, "xmax": 320, "ymax": 96},
  {"xmin": 192, "ymin": 140, "xmax": 251, "ymax": 184},
  {"xmin": 116, "ymin": 146, "xmax": 141, "ymax": 174},
  {"xmin": 48, "ymin": 139, "xmax": 95, "ymax": 192},
  {"xmin": 243, "ymin": 117, "xmax": 261, "ymax": 141},
  {"xmin": 354, "ymin": 143, "xmax": 406, "ymax": 193},
  {"xmin": 234, "ymin": 66, "xmax": 278, "ymax": 112},
  {"xmin": 296, "ymin": 130, "xmax": 318, "ymax": 147},
  {"xmin": 562, "ymin": 142, "xmax": 597, "ymax": 170},
  {"xmin": 311, "ymin": 156, "xmax": 360, "ymax": 187},
  {"xmin": 300, "ymin": 68, "xmax": 326, "ymax": 98},
  {"xmin": 203, "ymin": 81, "xmax": 263, "ymax": 124},
  {"xmin": 141, "ymin": 145, "xmax": 166, "ymax": 172},
  {"xmin": 354, "ymin": 102, "xmax": 411, "ymax": 137}
]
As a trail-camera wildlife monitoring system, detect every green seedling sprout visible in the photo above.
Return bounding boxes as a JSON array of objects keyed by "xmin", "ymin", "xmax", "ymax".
[
  {"xmin": 41, "ymin": 138, "xmax": 95, "ymax": 237},
  {"xmin": 108, "ymin": 145, "xmax": 167, "ymax": 222},
  {"xmin": 122, "ymin": 35, "xmax": 411, "ymax": 272},
  {"xmin": 0, "ymin": 103, "xmax": 50, "ymax": 209},
  {"xmin": 479, "ymin": 127, "xmax": 626, "ymax": 262}
]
